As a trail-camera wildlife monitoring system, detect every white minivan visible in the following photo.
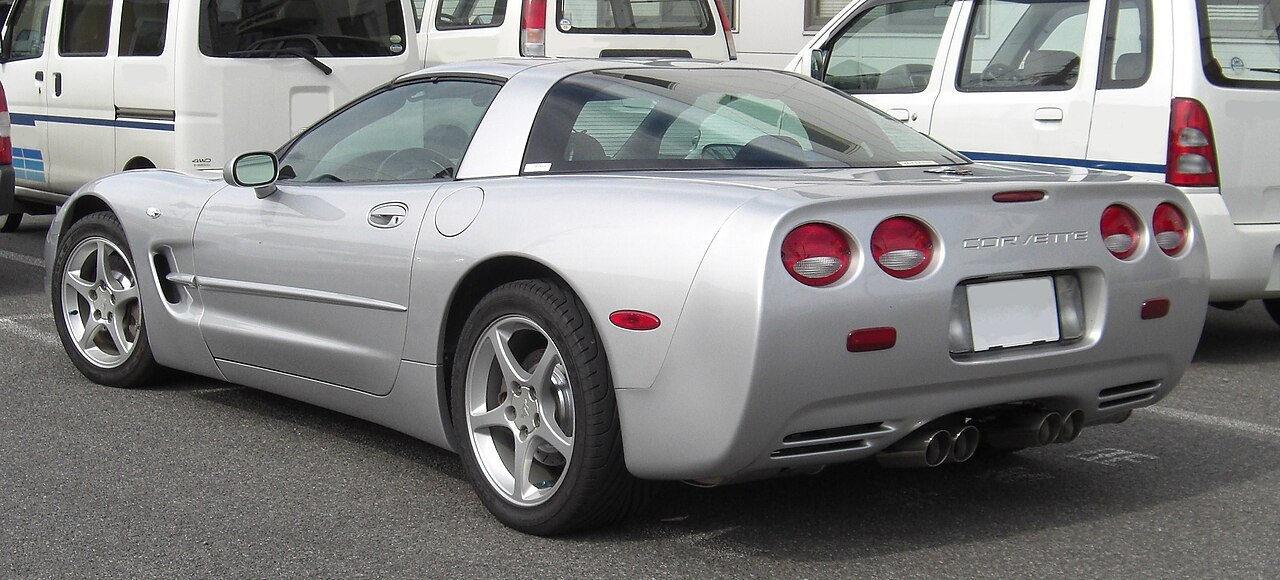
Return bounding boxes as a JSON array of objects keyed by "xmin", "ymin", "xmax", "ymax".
[
  {"xmin": 412, "ymin": 0, "xmax": 736, "ymax": 65},
  {"xmin": 791, "ymin": 0, "xmax": 1280, "ymax": 323}
]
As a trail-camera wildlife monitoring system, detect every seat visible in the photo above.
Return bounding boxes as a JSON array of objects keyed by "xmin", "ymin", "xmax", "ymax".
[
  {"xmin": 735, "ymin": 135, "xmax": 806, "ymax": 167},
  {"xmin": 1113, "ymin": 52, "xmax": 1148, "ymax": 82},
  {"xmin": 877, "ymin": 63, "xmax": 933, "ymax": 92},
  {"xmin": 565, "ymin": 131, "xmax": 607, "ymax": 161},
  {"xmin": 1021, "ymin": 49, "xmax": 1080, "ymax": 87}
]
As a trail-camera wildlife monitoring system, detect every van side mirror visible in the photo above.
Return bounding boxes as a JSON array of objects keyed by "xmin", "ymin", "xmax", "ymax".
[
  {"xmin": 810, "ymin": 49, "xmax": 828, "ymax": 81},
  {"xmin": 224, "ymin": 152, "xmax": 279, "ymax": 198}
]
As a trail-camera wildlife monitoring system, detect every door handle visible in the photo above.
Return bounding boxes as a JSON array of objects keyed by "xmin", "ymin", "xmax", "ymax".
[
  {"xmin": 1034, "ymin": 107, "xmax": 1064, "ymax": 122},
  {"xmin": 53, "ymin": 72, "xmax": 62, "ymax": 97},
  {"xmin": 368, "ymin": 202, "xmax": 408, "ymax": 229}
]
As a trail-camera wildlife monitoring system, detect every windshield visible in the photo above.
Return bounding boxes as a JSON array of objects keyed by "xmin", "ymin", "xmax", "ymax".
[
  {"xmin": 524, "ymin": 68, "xmax": 968, "ymax": 173},
  {"xmin": 558, "ymin": 0, "xmax": 715, "ymax": 34},
  {"xmin": 1199, "ymin": 0, "xmax": 1280, "ymax": 88},
  {"xmin": 199, "ymin": 0, "xmax": 407, "ymax": 58}
]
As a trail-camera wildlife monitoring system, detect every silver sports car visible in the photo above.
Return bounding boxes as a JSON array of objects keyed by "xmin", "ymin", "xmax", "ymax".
[{"xmin": 45, "ymin": 59, "xmax": 1208, "ymax": 535}]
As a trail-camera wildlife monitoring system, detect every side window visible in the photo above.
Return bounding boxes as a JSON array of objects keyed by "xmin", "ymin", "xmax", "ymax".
[
  {"xmin": 3, "ymin": 0, "xmax": 50, "ymax": 60},
  {"xmin": 1098, "ymin": 0, "xmax": 1151, "ymax": 88},
  {"xmin": 822, "ymin": 0, "xmax": 952, "ymax": 93},
  {"xmin": 279, "ymin": 80, "xmax": 502, "ymax": 183},
  {"xmin": 119, "ymin": 0, "xmax": 168, "ymax": 57},
  {"xmin": 436, "ymin": 0, "xmax": 507, "ymax": 30},
  {"xmin": 958, "ymin": 0, "xmax": 1089, "ymax": 92},
  {"xmin": 59, "ymin": 0, "xmax": 110, "ymax": 56}
]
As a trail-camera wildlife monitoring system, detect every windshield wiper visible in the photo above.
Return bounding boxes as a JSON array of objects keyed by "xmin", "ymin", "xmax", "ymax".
[
  {"xmin": 1246, "ymin": 67, "xmax": 1280, "ymax": 75},
  {"xmin": 227, "ymin": 48, "xmax": 333, "ymax": 75}
]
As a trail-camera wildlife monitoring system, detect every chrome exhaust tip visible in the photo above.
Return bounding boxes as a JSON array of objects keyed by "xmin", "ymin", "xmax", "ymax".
[
  {"xmin": 947, "ymin": 424, "xmax": 980, "ymax": 463},
  {"xmin": 984, "ymin": 411, "xmax": 1063, "ymax": 449},
  {"xmin": 876, "ymin": 428, "xmax": 952, "ymax": 468},
  {"xmin": 1055, "ymin": 409, "xmax": 1085, "ymax": 443}
]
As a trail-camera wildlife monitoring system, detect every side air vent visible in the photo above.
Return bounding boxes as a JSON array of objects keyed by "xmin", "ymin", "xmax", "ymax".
[
  {"xmin": 771, "ymin": 422, "xmax": 894, "ymax": 459},
  {"xmin": 1098, "ymin": 380, "xmax": 1161, "ymax": 410},
  {"xmin": 152, "ymin": 250, "xmax": 181, "ymax": 304}
]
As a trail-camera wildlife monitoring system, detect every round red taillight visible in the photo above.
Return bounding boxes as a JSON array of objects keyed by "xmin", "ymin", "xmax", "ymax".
[
  {"xmin": 781, "ymin": 223, "xmax": 851, "ymax": 287},
  {"xmin": 1101, "ymin": 205, "xmax": 1141, "ymax": 260},
  {"xmin": 871, "ymin": 216, "xmax": 933, "ymax": 278},
  {"xmin": 1152, "ymin": 203, "xmax": 1188, "ymax": 256}
]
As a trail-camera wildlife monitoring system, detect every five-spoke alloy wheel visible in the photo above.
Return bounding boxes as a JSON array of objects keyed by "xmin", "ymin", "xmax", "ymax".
[
  {"xmin": 451, "ymin": 279, "xmax": 644, "ymax": 535},
  {"xmin": 52, "ymin": 212, "xmax": 159, "ymax": 387}
]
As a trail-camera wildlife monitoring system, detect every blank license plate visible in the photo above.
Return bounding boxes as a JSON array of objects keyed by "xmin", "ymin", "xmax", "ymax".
[{"xmin": 967, "ymin": 277, "xmax": 1060, "ymax": 352}]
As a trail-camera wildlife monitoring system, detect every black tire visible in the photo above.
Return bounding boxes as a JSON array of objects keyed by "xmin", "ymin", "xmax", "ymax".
[
  {"xmin": 1264, "ymin": 299, "xmax": 1280, "ymax": 326},
  {"xmin": 0, "ymin": 212, "xmax": 21, "ymax": 232},
  {"xmin": 450, "ymin": 279, "xmax": 647, "ymax": 535},
  {"xmin": 50, "ymin": 212, "xmax": 160, "ymax": 387}
]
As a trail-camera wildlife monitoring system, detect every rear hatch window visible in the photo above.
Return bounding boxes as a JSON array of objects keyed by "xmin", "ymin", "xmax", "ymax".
[
  {"xmin": 558, "ymin": 0, "xmax": 716, "ymax": 35},
  {"xmin": 1199, "ymin": 0, "xmax": 1280, "ymax": 88},
  {"xmin": 200, "ymin": 0, "xmax": 408, "ymax": 57}
]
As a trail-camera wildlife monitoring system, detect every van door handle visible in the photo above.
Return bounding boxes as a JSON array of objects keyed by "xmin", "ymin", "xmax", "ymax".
[
  {"xmin": 886, "ymin": 108, "xmax": 912, "ymax": 122},
  {"xmin": 1034, "ymin": 107, "xmax": 1064, "ymax": 122},
  {"xmin": 53, "ymin": 72, "xmax": 62, "ymax": 97}
]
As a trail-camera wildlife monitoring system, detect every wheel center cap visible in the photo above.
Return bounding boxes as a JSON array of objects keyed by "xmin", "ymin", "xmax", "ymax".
[{"xmin": 510, "ymin": 387, "xmax": 539, "ymax": 432}]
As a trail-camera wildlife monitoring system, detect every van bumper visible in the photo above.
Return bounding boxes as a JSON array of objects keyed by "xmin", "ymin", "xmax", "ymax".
[{"xmin": 1184, "ymin": 189, "xmax": 1280, "ymax": 301}]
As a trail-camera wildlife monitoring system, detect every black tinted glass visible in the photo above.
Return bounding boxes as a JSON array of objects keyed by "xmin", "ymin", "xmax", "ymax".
[{"xmin": 199, "ymin": 0, "xmax": 408, "ymax": 57}]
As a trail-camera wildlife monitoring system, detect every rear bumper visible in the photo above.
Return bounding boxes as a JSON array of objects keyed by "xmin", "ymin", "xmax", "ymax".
[{"xmin": 1184, "ymin": 190, "xmax": 1280, "ymax": 301}]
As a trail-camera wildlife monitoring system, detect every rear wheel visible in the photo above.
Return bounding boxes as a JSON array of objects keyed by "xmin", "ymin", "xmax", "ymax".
[
  {"xmin": 51, "ymin": 212, "xmax": 159, "ymax": 387},
  {"xmin": 451, "ymin": 279, "xmax": 645, "ymax": 535},
  {"xmin": 1265, "ymin": 299, "xmax": 1280, "ymax": 326}
]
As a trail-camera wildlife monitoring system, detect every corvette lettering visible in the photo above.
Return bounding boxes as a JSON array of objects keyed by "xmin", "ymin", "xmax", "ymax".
[{"xmin": 963, "ymin": 231, "xmax": 1090, "ymax": 249}]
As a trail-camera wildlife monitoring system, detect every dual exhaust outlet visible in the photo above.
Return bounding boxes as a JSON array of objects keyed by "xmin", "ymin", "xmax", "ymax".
[{"xmin": 876, "ymin": 409, "xmax": 1084, "ymax": 469}]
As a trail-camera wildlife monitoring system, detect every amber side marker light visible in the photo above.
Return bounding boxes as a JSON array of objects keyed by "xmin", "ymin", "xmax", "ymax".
[{"xmin": 848, "ymin": 327, "xmax": 897, "ymax": 352}]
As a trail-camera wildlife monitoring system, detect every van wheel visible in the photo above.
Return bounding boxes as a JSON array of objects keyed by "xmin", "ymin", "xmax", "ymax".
[
  {"xmin": 0, "ymin": 213, "xmax": 21, "ymax": 232},
  {"xmin": 451, "ymin": 279, "xmax": 646, "ymax": 535},
  {"xmin": 1263, "ymin": 299, "xmax": 1280, "ymax": 326}
]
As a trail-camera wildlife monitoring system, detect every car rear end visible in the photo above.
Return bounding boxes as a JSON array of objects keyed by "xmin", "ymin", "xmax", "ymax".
[
  {"xmin": 521, "ymin": 0, "xmax": 734, "ymax": 60},
  {"xmin": 616, "ymin": 170, "xmax": 1208, "ymax": 482},
  {"xmin": 1164, "ymin": 0, "xmax": 1280, "ymax": 301}
]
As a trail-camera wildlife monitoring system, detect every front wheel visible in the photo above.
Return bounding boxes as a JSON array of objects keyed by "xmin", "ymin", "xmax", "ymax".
[
  {"xmin": 451, "ymin": 279, "xmax": 646, "ymax": 535},
  {"xmin": 51, "ymin": 212, "xmax": 159, "ymax": 387}
]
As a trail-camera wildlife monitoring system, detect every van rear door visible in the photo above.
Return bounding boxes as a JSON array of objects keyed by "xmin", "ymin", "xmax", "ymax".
[
  {"xmin": 1189, "ymin": 0, "xmax": 1280, "ymax": 225},
  {"xmin": 546, "ymin": 0, "xmax": 731, "ymax": 60}
]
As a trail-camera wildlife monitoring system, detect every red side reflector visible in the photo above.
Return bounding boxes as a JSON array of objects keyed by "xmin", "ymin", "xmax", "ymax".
[
  {"xmin": 609, "ymin": 310, "xmax": 661, "ymax": 331},
  {"xmin": 1141, "ymin": 299, "xmax": 1170, "ymax": 320},
  {"xmin": 993, "ymin": 191, "xmax": 1045, "ymax": 203},
  {"xmin": 847, "ymin": 327, "xmax": 897, "ymax": 352}
]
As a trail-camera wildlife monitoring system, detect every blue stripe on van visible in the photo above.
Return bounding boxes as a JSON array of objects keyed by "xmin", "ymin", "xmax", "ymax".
[
  {"xmin": 12, "ymin": 148, "xmax": 45, "ymax": 183},
  {"xmin": 962, "ymin": 151, "xmax": 1166, "ymax": 175},
  {"xmin": 10, "ymin": 112, "xmax": 174, "ymax": 132}
]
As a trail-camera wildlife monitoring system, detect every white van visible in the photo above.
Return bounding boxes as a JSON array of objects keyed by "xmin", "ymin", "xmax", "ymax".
[
  {"xmin": 791, "ymin": 0, "xmax": 1280, "ymax": 323},
  {"xmin": 0, "ymin": 0, "xmax": 422, "ymax": 230},
  {"xmin": 410, "ymin": 0, "xmax": 736, "ymax": 65}
]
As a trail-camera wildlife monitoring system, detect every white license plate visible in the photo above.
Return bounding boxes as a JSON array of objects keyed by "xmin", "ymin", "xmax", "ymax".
[{"xmin": 967, "ymin": 277, "xmax": 1060, "ymax": 352}]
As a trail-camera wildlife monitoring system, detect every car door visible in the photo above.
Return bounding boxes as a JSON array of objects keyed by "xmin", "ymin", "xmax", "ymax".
[
  {"xmin": 928, "ymin": 0, "xmax": 1102, "ymax": 165},
  {"xmin": 0, "ymin": 0, "xmax": 53, "ymax": 190},
  {"xmin": 44, "ymin": 0, "xmax": 115, "ymax": 193},
  {"xmin": 192, "ymin": 78, "xmax": 502, "ymax": 396},
  {"xmin": 808, "ymin": 0, "xmax": 961, "ymax": 133}
]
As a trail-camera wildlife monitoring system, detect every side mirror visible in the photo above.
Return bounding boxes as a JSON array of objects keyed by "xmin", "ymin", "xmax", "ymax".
[
  {"xmin": 224, "ymin": 152, "xmax": 279, "ymax": 198},
  {"xmin": 809, "ymin": 49, "xmax": 828, "ymax": 81}
]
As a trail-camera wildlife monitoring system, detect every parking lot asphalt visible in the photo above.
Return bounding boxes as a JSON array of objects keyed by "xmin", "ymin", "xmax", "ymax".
[{"xmin": 2, "ymin": 215, "xmax": 1277, "ymax": 578}]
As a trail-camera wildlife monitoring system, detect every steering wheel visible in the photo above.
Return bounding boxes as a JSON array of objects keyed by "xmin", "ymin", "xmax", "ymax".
[
  {"xmin": 981, "ymin": 63, "xmax": 1015, "ymax": 83},
  {"xmin": 374, "ymin": 148, "xmax": 454, "ymax": 181}
]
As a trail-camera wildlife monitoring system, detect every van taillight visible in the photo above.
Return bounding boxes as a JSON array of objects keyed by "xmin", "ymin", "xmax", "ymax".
[
  {"xmin": 0, "ymin": 85, "xmax": 10, "ymax": 165},
  {"xmin": 1167, "ymin": 98, "xmax": 1218, "ymax": 187},
  {"xmin": 713, "ymin": 0, "xmax": 737, "ymax": 60},
  {"xmin": 521, "ymin": 0, "xmax": 547, "ymax": 57}
]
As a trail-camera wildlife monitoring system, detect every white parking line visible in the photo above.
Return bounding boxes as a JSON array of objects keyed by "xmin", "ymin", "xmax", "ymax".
[
  {"xmin": 0, "ymin": 248, "xmax": 44, "ymax": 269},
  {"xmin": 1147, "ymin": 405, "xmax": 1280, "ymax": 440},
  {"xmin": 0, "ymin": 314, "xmax": 60, "ymax": 348}
]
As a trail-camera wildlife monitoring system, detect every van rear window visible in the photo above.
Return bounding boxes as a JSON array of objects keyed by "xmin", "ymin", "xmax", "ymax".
[
  {"xmin": 1199, "ymin": 0, "xmax": 1280, "ymax": 88},
  {"xmin": 199, "ymin": 0, "xmax": 408, "ymax": 58},
  {"xmin": 558, "ymin": 0, "xmax": 715, "ymax": 35}
]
